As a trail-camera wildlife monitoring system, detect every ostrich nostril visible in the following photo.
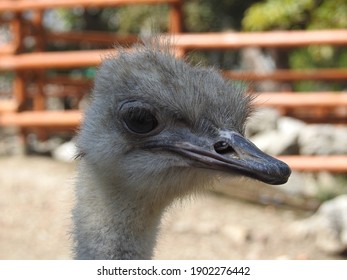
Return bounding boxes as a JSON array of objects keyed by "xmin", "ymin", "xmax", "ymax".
[{"xmin": 214, "ymin": 141, "xmax": 236, "ymax": 155}]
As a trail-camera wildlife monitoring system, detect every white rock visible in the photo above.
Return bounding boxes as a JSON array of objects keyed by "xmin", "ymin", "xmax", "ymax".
[
  {"xmin": 250, "ymin": 129, "xmax": 297, "ymax": 155},
  {"xmin": 249, "ymin": 116, "xmax": 304, "ymax": 155},
  {"xmin": 246, "ymin": 108, "xmax": 279, "ymax": 137},
  {"xmin": 52, "ymin": 140, "xmax": 77, "ymax": 162},
  {"xmin": 298, "ymin": 125, "xmax": 347, "ymax": 155},
  {"xmin": 290, "ymin": 195, "xmax": 347, "ymax": 254},
  {"xmin": 277, "ymin": 117, "xmax": 306, "ymax": 135}
]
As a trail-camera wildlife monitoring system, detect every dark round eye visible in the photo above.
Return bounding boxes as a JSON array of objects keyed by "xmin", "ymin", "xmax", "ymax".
[{"xmin": 123, "ymin": 107, "xmax": 158, "ymax": 134}]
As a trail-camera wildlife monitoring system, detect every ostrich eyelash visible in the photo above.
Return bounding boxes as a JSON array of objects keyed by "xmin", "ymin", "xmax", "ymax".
[{"xmin": 125, "ymin": 107, "xmax": 153, "ymax": 121}]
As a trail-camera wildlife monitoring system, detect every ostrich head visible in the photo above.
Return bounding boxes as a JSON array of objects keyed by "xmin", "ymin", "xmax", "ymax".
[
  {"xmin": 74, "ymin": 40, "xmax": 291, "ymax": 259},
  {"xmin": 77, "ymin": 42, "xmax": 290, "ymax": 208}
]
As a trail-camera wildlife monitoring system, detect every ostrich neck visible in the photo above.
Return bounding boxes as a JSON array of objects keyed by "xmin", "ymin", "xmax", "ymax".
[{"xmin": 73, "ymin": 162, "xmax": 163, "ymax": 260}]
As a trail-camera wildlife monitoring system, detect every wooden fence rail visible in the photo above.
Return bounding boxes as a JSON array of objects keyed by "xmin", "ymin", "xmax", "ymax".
[
  {"xmin": 2, "ymin": 92, "xmax": 347, "ymax": 127},
  {"xmin": 255, "ymin": 93, "xmax": 347, "ymax": 108},
  {"xmin": 278, "ymin": 156, "xmax": 347, "ymax": 173},
  {"xmin": 0, "ymin": 0, "xmax": 181, "ymax": 11},
  {"xmin": 0, "ymin": 50, "xmax": 109, "ymax": 70},
  {"xmin": 224, "ymin": 69, "xmax": 347, "ymax": 81},
  {"xmin": 165, "ymin": 30, "xmax": 347, "ymax": 49}
]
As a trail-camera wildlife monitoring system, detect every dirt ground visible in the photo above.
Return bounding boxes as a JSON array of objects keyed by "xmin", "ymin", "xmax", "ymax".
[{"xmin": 0, "ymin": 156, "xmax": 344, "ymax": 260}]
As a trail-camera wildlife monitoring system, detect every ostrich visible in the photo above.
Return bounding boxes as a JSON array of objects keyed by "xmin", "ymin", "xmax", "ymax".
[{"xmin": 73, "ymin": 40, "xmax": 291, "ymax": 260}]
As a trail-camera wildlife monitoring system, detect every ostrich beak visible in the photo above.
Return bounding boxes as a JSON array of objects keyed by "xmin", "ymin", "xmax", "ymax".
[{"xmin": 145, "ymin": 130, "xmax": 291, "ymax": 185}]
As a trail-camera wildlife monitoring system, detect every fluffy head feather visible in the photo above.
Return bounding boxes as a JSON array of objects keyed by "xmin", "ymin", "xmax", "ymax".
[{"xmin": 77, "ymin": 40, "xmax": 253, "ymax": 201}]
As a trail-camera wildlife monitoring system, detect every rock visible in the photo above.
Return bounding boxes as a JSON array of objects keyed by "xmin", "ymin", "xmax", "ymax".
[
  {"xmin": 298, "ymin": 125, "xmax": 347, "ymax": 155},
  {"xmin": 250, "ymin": 130, "xmax": 280, "ymax": 154},
  {"xmin": 52, "ymin": 140, "xmax": 77, "ymax": 162},
  {"xmin": 245, "ymin": 108, "xmax": 279, "ymax": 137},
  {"xmin": 277, "ymin": 171, "xmax": 311, "ymax": 196},
  {"xmin": 290, "ymin": 195, "xmax": 347, "ymax": 254},
  {"xmin": 0, "ymin": 127, "xmax": 23, "ymax": 156},
  {"xmin": 277, "ymin": 117, "xmax": 306, "ymax": 135},
  {"xmin": 27, "ymin": 135, "xmax": 63, "ymax": 154},
  {"xmin": 251, "ymin": 130, "xmax": 296, "ymax": 155},
  {"xmin": 249, "ymin": 116, "xmax": 304, "ymax": 155},
  {"xmin": 240, "ymin": 47, "xmax": 280, "ymax": 92},
  {"xmin": 303, "ymin": 172, "xmax": 346, "ymax": 199}
]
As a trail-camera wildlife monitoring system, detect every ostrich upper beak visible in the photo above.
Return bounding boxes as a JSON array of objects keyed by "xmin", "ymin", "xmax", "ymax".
[{"xmin": 144, "ymin": 129, "xmax": 291, "ymax": 185}]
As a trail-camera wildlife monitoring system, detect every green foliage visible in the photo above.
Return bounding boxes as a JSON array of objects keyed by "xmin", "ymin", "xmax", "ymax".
[
  {"xmin": 309, "ymin": 0, "xmax": 347, "ymax": 29},
  {"xmin": 0, "ymin": 72, "xmax": 14, "ymax": 96},
  {"xmin": 243, "ymin": 0, "xmax": 315, "ymax": 31},
  {"xmin": 243, "ymin": 0, "xmax": 347, "ymax": 91},
  {"xmin": 243, "ymin": 0, "xmax": 347, "ymax": 31},
  {"xmin": 316, "ymin": 175, "xmax": 347, "ymax": 202},
  {"xmin": 56, "ymin": 8, "xmax": 87, "ymax": 30},
  {"xmin": 184, "ymin": 0, "xmax": 218, "ymax": 32},
  {"xmin": 184, "ymin": 0, "xmax": 261, "ymax": 32},
  {"xmin": 290, "ymin": 45, "xmax": 347, "ymax": 90},
  {"xmin": 290, "ymin": 46, "xmax": 340, "ymax": 69},
  {"xmin": 116, "ymin": 5, "xmax": 169, "ymax": 34}
]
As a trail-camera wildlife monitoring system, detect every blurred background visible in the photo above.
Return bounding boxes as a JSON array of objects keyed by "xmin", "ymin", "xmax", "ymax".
[{"xmin": 0, "ymin": 0, "xmax": 347, "ymax": 259}]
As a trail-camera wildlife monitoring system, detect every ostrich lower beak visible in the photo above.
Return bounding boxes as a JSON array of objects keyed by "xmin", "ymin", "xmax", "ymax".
[{"xmin": 145, "ymin": 130, "xmax": 291, "ymax": 185}]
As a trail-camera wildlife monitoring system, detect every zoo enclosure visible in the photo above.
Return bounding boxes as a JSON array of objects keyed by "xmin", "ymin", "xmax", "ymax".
[{"xmin": 0, "ymin": 0, "xmax": 346, "ymax": 173}]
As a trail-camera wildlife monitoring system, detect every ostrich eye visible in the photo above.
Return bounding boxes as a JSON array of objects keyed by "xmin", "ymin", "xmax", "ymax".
[{"xmin": 123, "ymin": 107, "xmax": 158, "ymax": 134}]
